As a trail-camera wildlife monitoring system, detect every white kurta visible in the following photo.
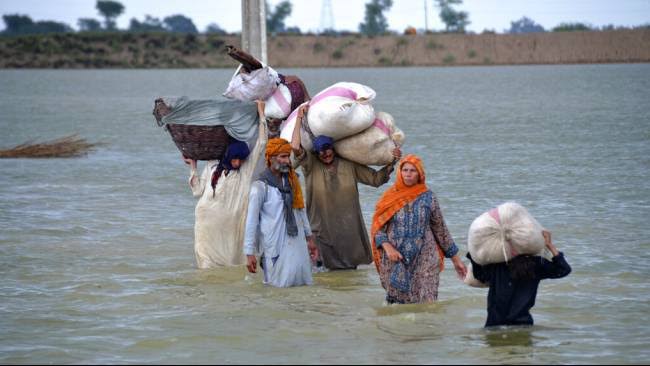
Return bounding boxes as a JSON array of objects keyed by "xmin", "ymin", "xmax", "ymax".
[
  {"xmin": 243, "ymin": 180, "xmax": 313, "ymax": 288},
  {"xmin": 189, "ymin": 122, "xmax": 267, "ymax": 268}
]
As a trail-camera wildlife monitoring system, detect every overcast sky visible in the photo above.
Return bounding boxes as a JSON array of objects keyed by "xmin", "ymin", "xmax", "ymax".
[{"xmin": 1, "ymin": 0, "xmax": 649, "ymax": 33}]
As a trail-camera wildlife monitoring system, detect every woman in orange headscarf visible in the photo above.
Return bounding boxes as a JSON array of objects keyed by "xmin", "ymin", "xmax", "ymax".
[{"xmin": 371, "ymin": 154, "xmax": 467, "ymax": 304}]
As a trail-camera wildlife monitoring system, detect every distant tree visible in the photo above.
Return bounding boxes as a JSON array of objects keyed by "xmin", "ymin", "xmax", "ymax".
[
  {"xmin": 266, "ymin": 1, "xmax": 292, "ymax": 34},
  {"xmin": 2, "ymin": 14, "xmax": 71, "ymax": 35},
  {"xmin": 285, "ymin": 26, "xmax": 301, "ymax": 34},
  {"xmin": 96, "ymin": 0, "xmax": 125, "ymax": 30},
  {"xmin": 359, "ymin": 0, "xmax": 393, "ymax": 36},
  {"xmin": 508, "ymin": 16, "xmax": 545, "ymax": 34},
  {"xmin": 129, "ymin": 15, "xmax": 166, "ymax": 32},
  {"xmin": 163, "ymin": 14, "xmax": 198, "ymax": 33},
  {"xmin": 552, "ymin": 22, "xmax": 592, "ymax": 32},
  {"xmin": 2, "ymin": 14, "xmax": 34, "ymax": 34},
  {"xmin": 435, "ymin": 0, "xmax": 470, "ymax": 33},
  {"xmin": 205, "ymin": 23, "xmax": 227, "ymax": 35},
  {"xmin": 78, "ymin": 18, "xmax": 102, "ymax": 32}
]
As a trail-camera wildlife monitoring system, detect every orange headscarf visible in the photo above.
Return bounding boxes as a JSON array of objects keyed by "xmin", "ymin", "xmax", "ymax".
[
  {"xmin": 370, "ymin": 154, "xmax": 445, "ymax": 273},
  {"xmin": 265, "ymin": 138, "xmax": 304, "ymax": 209}
]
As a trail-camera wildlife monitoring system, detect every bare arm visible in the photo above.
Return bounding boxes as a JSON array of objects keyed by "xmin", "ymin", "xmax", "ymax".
[{"xmin": 291, "ymin": 104, "xmax": 308, "ymax": 155}]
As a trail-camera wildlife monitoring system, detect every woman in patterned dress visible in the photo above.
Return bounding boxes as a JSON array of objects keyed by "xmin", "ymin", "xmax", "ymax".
[{"xmin": 371, "ymin": 154, "xmax": 467, "ymax": 304}]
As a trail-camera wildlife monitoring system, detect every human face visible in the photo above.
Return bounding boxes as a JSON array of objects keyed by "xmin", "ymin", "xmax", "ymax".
[
  {"xmin": 317, "ymin": 148, "xmax": 335, "ymax": 165},
  {"xmin": 401, "ymin": 162, "xmax": 420, "ymax": 187},
  {"xmin": 230, "ymin": 159, "xmax": 242, "ymax": 169},
  {"xmin": 270, "ymin": 152, "xmax": 291, "ymax": 173}
]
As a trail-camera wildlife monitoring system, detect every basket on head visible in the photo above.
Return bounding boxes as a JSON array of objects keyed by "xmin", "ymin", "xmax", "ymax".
[{"xmin": 165, "ymin": 123, "xmax": 230, "ymax": 161}]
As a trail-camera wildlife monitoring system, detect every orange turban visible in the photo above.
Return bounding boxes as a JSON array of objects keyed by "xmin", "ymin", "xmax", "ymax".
[
  {"xmin": 370, "ymin": 154, "xmax": 444, "ymax": 273},
  {"xmin": 265, "ymin": 138, "xmax": 304, "ymax": 209}
]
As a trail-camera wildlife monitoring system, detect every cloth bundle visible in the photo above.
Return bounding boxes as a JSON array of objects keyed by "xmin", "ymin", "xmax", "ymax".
[
  {"xmin": 467, "ymin": 202, "xmax": 546, "ymax": 265},
  {"xmin": 334, "ymin": 111, "xmax": 405, "ymax": 166},
  {"xmin": 280, "ymin": 82, "xmax": 377, "ymax": 151},
  {"xmin": 223, "ymin": 65, "xmax": 280, "ymax": 102}
]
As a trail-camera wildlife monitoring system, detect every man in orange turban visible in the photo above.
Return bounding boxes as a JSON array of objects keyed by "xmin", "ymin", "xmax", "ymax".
[{"xmin": 243, "ymin": 138, "xmax": 319, "ymax": 287}]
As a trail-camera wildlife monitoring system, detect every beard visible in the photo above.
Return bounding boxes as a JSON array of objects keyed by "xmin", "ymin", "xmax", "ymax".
[{"xmin": 272, "ymin": 161, "xmax": 290, "ymax": 173}]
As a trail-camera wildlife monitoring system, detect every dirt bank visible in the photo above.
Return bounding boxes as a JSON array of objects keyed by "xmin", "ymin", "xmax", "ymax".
[{"xmin": 1, "ymin": 29, "xmax": 648, "ymax": 68}]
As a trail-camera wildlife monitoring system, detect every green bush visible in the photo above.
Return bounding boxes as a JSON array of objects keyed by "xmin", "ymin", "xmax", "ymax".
[
  {"xmin": 443, "ymin": 54, "xmax": 455, "ymax": 64},
  {"xmin": 313, "ymin": 42, "xmax": 325, "ymax": 53},
  {"xmin": 332, "ymin": 49, "xmax": 343, "ymax": 59},
  {"xmin": 467, "ymin": 49, "xmax": 477, "ymax": 58}
]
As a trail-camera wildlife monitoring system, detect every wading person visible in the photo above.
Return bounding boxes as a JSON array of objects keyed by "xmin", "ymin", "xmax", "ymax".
[
  {"xmin": 243, "ymin": 138, "xmax": 319, "ymax": 287},
  {"xmin": 371, "ymin": 154, "xmax": 467, "ymax": 304},
  {"xmin": 184, "ymin": 101, "xmax": 266, "ymax": 268},
  {"xmin": 467, "ymin": 230, "xmax": 572, "ymax": 327},
  {"xmin": 291, "ymin": 104, "xmax": 401, "ymax": 270}
]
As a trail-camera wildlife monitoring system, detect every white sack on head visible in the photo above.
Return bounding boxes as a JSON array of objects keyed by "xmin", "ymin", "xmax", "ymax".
[
  {"xmin": 264, "ymin": 83, "xmax": 292, "ymax": 119},
  {"xmin": 334, "ymin": 111, "xmax": 405, "ymax": 166},
  {"xmin": 280, "ymin": 82, "xmax": 376, "ymax": 151},
  {"xmin": 467, "ymin": 202, "xmax": 546, "ymax": 265},
  {"xmin": 223, "ymin": 66, "xmax": 280, "ymax": 102}
]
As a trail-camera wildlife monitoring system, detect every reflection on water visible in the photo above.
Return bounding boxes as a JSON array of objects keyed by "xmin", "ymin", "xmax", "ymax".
[{"xmin": 1, "ymin": 65, "xmax": 649, "ymax": 364}]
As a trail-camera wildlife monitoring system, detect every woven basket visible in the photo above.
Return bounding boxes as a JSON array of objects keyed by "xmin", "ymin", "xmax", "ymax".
[{"xmin": 165, "ymin": 123, "xmax": 230, "ymax": 161}]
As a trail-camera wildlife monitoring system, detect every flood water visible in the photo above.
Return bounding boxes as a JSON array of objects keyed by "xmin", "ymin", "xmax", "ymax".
[{"xmin": 1, "ymin": 64, "xmax": 649, "ymax": 364}]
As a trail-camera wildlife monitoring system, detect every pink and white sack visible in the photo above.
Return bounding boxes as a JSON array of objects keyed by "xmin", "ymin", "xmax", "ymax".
[
  {"xmin": 334, "ymin": 111, "xmax": 405, "ymax": 166},
  {"xmin": 264, "ymin": 83, "xmax": 292, "ymax": 119},
  {"xmin": 280, "ymin": 82, "xmax": 377, "ymax": 151},
  {"xmin": 467, "ymin": 202, "xmax": 546, "ymax": 265}
]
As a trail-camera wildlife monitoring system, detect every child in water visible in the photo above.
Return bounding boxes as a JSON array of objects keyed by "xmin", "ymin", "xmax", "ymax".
[{"xmin": 467, "ymin": 230, "xmax": 572, "ymax": 327}]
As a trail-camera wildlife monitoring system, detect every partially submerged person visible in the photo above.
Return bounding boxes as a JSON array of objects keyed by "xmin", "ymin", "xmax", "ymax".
[
  {"xmin": 291, "ymin": 104, "xmax": 401, "ymax": 270},
  {"xmin": 371, "ymin": 154, "xmax": 467, "ymax": 304},
  {"xmin": 183, "ymin": 101, "xmax": 266, "ymax": 268},
  {"xmin": 467, "ymin": 230, "xmax": 572, "ymax": 327},
  {"xmin": 243, "ymin": 138, "xmax": 319, "ymax": 287}
]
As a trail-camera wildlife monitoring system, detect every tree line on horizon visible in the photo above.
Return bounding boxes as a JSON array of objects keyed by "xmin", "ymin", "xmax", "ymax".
[{"xmin": 2, "ymin": 0, "xmax": 648, "ymax": 37}]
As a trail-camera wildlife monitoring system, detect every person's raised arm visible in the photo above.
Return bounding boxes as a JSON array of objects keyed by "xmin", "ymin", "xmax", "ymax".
[
  {"xmin": 537, "ymin": 230, "xmax": 572, "ymax": 279},
  {"xmin": 291, "ymin": 104, "xmax": 309, "ymax": 155}
]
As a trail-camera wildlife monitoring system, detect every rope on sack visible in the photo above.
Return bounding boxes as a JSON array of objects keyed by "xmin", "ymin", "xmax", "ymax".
[{"xmin": 489, "ymin": 207, "xmax": 510, "ymax": 264}]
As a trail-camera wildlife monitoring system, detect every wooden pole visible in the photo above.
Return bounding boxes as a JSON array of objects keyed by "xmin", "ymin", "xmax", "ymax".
[{"xmin": 241, "ymin": 0, "xmax": 267, "ymax": 64}]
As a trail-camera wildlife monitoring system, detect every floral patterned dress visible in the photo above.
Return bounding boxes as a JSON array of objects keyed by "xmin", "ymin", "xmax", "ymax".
[{"xmin": 374, "ymin": 190, "xmax": 458, "ymax": 304}]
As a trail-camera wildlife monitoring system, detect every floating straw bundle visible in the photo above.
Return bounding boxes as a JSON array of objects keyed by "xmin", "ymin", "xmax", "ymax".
[{"xmin": 0, "ymin": 134, "xmax": 102, "ymax": 158}]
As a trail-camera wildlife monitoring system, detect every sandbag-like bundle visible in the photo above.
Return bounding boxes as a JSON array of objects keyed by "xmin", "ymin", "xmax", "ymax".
[
  {"xmin": 334, "ymin": 111, "xmax": 405, "ymax": 166},
  {"xmin": 223, "ymin": 65, "xmax": 280, "ymax": 102},
  {"xmin": 280, "ymin": 82, "xmax": 376, "ymax": 151},
  {"xmin": 468, "ymin": 202, "xmax": 546, "ymax": 265},
  {"xmin": 264, "ymin": 83, "xmax": 292, "ymax": 119}
]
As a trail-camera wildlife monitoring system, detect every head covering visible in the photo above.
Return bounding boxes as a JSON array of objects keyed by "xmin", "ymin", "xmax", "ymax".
[
  {"xmin": 370, "ymin": 154, "xmax": 445, "ymax": 273},
  {"xmin": 211, "ymin": 140, "xmax": 250, "ymax": 195},
  {"xmin": 312, "ymin": 135, "xmax": 334, "ymax": 153},
  {"xmin": 264, "ymin": 138, "xmax": 304, "ymax": 210},
  {"xmin": 222, "ymin": 140, "xmax": 250, "ymax": 170}
]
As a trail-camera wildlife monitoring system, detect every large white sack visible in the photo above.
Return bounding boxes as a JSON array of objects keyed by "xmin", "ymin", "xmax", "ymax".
[
  {"xmin": 264, "ymin": 83, "xmax": 292, "ymax": 119},
  {"xmin": 223, "ymin": 66, "xmax": 280, "ymax": 102},
  {"xmin": 468, "ymin": 202, "xmax": 546, "ymax": 265},
  {"xmin": 280, "ymin": 82, "xmax": 377, "ymax": 151},
  {"xmin": 334, "ymin": 111, "xmax": 405, "ymax": 166}
]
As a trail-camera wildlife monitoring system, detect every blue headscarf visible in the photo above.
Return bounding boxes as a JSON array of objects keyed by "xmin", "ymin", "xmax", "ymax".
[
  {"xmin": 211, "ymin": 140, "xmax": 250, "ymax": 195},
  {"xmin": 312, "ymin": 135, "xmax": 334, "ymax": 153},
  {"xmin": 221, "ymin": 140, "xmax": 250, "ymax": 170}
]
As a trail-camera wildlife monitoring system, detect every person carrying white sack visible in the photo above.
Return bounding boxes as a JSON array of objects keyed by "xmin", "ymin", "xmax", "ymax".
[
  {"xmin": 465, "ymin": 203, "xmax": 572, "ymax": 327},
  {"xmin": 291, "ymin": 104, "xmax": 402, "ymax": 270},
  {"xmin": 183, "ymin": 101, "xmax": 267, "ymax": 269}
]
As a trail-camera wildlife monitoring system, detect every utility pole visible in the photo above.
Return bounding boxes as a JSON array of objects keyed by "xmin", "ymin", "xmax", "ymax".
[
  {"xmin": 241, "ymin": 0, "xmax": 267, "ymax": 64},
  {"xmin": 424, "ymin": 0, "xmax": 429, "ymax": 32}
]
